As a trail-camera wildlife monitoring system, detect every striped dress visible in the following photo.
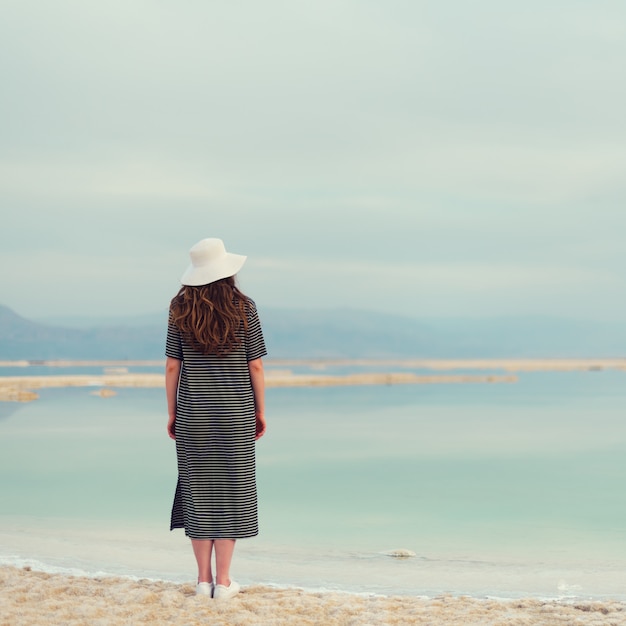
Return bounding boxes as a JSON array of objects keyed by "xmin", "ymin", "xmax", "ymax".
[{"xmin": 166, "ymin": 299, "xmax": 267, "ymax": 539}]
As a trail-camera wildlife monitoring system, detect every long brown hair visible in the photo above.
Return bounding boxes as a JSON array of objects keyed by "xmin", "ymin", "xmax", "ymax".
[{"xmin": 169, "ymin": 276, "xmax": 250, "ymax": 356}]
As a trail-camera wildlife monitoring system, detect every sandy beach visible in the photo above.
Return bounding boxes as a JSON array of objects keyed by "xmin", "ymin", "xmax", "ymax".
[{"xmin": 2, "ymin": 565, "xmax": 626, "ymax": 626}]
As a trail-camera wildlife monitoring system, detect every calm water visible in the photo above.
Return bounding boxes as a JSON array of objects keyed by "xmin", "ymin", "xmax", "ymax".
[{"xmin": 1, "ymin": 368, "xmax": 625, "ymax": 598}]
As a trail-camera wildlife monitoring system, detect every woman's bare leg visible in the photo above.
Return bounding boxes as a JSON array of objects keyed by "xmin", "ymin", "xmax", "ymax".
[
  {"xmin": 191, "ymin": 539, "xmax": 214, "ymax": 583},
  {"xmin": 214, "ymin": 539, "xmax": 236, "ymax": 586}
]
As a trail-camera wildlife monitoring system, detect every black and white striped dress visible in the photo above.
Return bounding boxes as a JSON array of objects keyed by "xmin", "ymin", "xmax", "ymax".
[{"xmin": 166, "ymin": 299, "xmax": 267, "ymax": 539}]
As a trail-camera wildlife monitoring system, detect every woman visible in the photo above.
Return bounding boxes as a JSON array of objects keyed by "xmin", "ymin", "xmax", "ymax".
[{"xmin": 165, "ymin": 238, "xmax": 267, "ymax": 600}]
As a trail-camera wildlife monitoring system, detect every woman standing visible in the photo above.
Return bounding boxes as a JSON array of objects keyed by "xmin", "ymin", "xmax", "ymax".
[{"xmin": 165, "ymin": 238, "xmax": 267, "ymax": 600}]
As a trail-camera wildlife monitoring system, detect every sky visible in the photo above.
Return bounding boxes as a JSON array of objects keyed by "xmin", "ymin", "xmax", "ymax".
[{"xmin": 1, "ymin": 0, "xmax": 626, "ymax": 322}]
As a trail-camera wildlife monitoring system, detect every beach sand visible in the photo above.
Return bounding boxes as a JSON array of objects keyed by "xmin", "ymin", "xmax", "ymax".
[{"xmin": 2, "ymin": 566, "xmax": 625, "ymax": 626}]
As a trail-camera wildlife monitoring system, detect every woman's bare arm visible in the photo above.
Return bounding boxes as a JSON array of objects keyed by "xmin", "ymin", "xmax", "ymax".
[
  {"xmin": 166, "ymin": 356, "xmax": 182, "ymax": 439},
  {"xmin": 248, "ymin": 358, "xmax": 266, "ymax": 440}
]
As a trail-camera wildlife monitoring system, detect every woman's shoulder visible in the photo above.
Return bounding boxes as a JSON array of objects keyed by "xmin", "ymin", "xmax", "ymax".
[
  {"xmin": 242, "ymin": 298, "xmax": 259, "ymax": 319},
  {"xmin": 233, "ymin": 291, "xmax": 256, "ymax": 309}
]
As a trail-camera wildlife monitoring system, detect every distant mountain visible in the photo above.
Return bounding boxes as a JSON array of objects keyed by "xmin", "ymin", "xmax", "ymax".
[
  {"xmin": 33, "ymin": 311, "xmax": 169, "ymax": 329},
  {"xmin": 261, "ymin": 309, "xmax": 626, "ymax": 359},
  {"xmin": 419, "ymin": 316, "xmax": 626, "ymax": 359},
  {"xmin": 0, "ymin": 305, "xmax": 164, "ymax": 360},
  {"xmin": 2, "ymin": 304, "xmax": 626, "ymax": 360}
]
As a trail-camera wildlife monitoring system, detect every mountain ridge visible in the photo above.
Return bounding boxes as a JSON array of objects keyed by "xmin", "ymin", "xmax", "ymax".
[{"xmin": 2, "ymin": 304, "xmax": 625, "ymax": 360}]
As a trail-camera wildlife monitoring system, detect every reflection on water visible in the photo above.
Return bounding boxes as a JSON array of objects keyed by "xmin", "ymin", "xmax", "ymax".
[{"xmin": 0, "ymin": 402, "xmax": 23, "ymax": 421}]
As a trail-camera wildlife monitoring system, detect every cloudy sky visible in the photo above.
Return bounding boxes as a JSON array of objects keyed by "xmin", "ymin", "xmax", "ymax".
[{"xmin": 2, "ymin": 0, "xmax": 625, "ymax": 321}]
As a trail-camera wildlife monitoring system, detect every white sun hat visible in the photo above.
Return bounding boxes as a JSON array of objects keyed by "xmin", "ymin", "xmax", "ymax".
[{"xmin": 180, "ymin": 238, "xmax": 247, "ymax": 286}]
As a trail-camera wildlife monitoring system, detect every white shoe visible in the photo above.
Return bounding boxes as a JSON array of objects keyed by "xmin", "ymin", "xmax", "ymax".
[
  {"xmin": 196, "ymin": 582, "xmax": 214, "ymax": 597},
  {"xmin": 213, "ymin": 580, "xmax": 240, "ymax": 600}
]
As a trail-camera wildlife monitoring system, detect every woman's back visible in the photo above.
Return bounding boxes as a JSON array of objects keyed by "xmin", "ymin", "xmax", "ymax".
[{"xmin": 166, "ymin": 238, "xmax": 267, "ymax": 598}]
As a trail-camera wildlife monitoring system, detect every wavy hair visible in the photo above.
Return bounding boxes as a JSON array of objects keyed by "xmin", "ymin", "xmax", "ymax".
[{"xmin": 169, "ymin": 277, "xmax": 250, "ymax": 356}]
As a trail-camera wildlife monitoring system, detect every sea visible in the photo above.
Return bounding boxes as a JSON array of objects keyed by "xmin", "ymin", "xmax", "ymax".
[{"xmin": 1, "ymin": 363, "xmax": 625, "ymax": 600}]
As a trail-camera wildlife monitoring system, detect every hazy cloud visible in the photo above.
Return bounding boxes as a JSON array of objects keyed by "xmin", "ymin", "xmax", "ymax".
[{"xmin": 1, "ymin": 0, "xmax": 625, "ymax": 320}]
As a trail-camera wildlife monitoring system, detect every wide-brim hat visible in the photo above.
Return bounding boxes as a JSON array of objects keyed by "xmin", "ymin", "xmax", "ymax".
[{"xmin": 180, "ymin": 238, "xmax": 247, "ymax": 286}]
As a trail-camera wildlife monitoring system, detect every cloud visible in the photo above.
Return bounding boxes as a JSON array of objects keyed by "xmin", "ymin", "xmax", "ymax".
[
  {"xmin": 1, "ymin": 0, "xmax": 625, "ymax": 320},
  {"xmin": 252, "ymin": 257, "xmax": 617, "ymax": 289},
  {"xmin": 246, "ymin": 257, "xmax": 622, "ymax": 319},
  {"xmin": 0, "ymin": 248, "xmax": 182, "ymax": 317},
  {"xmin": 0, "ymin": 157, "xmax": 219, "ymax": 200}
]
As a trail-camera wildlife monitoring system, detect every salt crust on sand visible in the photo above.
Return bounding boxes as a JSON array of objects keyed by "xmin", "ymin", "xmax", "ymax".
[{"xmin": 2, "ymin": 566, "xmax": 626, "ymax": 626}]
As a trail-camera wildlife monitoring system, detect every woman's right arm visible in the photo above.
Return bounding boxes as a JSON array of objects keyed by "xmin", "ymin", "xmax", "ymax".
[{"xmin": 166, "ymin": 356, "xmax": 182, "ymax": 439}]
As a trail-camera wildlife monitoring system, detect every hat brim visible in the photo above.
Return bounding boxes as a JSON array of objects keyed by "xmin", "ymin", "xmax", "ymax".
[{"xmin": 181, "ymin": 253, "xmax": 247, "ymax": 286}]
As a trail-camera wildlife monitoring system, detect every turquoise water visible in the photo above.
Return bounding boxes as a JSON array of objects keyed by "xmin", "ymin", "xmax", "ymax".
[{"xmin": 1, "ymin": 369, "xmax": 626, "ymax": 598}]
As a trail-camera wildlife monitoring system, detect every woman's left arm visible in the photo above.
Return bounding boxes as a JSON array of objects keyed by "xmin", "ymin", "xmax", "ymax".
[
  {"xmin": 248, "ymin": 357, "xmax": 266, "ymax": 440},
  {"xmin": 165, "ymin": 356, "xmax": 182, "ymax": 439}
]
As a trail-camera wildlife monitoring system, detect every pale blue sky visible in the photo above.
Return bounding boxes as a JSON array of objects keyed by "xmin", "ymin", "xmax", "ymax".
[{"xmin": 1, "ymin": 1, "xmax": 625, "ymax": 321}]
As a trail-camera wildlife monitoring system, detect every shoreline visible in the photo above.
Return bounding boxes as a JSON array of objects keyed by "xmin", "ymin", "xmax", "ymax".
[
  {"xmin": 0, "ymin": 371, "xmax": 518, "ymax": 401},
  {"xmin": 2, "ymin": 357, "xmax": 626, "ymax": 370},
  {"xmin": 2, "ymin": 355, "xmax": 625, "ymax": 401},
  {"xmin": 0, "ymin": 359, "xmax": 525, "ymax": 401},
  {"xmin": 3, "ymin": 552, "xmax": 625, "ymax": 603},
  {"xmin": 2, "ymin": 565, "xmax": 626, "ymax": 626},
  {"xmin": 4, "ymin": 515, "xmax": 626, "ymax": 604}
]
